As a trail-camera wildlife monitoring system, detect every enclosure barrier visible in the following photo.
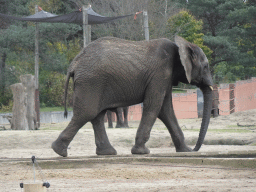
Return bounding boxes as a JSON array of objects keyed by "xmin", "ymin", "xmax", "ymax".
[
  {"xmin": 108, "ymin": 77, "xmax": 256, "ymax": 121},
  {"xmin": 0, "ymin": 78, "xmax": 255, "ymax": 126}
]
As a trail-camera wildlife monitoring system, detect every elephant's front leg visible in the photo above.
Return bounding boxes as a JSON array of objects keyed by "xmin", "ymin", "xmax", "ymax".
[
  {"xmin": 158, "ymin": 93, "xmax": 192, "ymax": 152},
  {"xmin": 91, "ymin": 111, "xmax": 117, "ymax": 155},
  {"xmin": 131, "ymin": 86, "xmax": 166, "ymax": 154}
]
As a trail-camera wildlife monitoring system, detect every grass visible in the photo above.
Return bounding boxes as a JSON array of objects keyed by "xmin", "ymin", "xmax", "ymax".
[
  {"xmin": 187, "ymin": 128, "xmax": 252, "ymax": 133},
  {"xmin": 172, "ymin": 88, "xmax": 187, "ymax": 93},
  {"xmin": 40, "ymin": 106, "xmax": 72, "ymax": 112},
  {"xmin": 0, "ymin": 106, "xmax": 73, "ymax": 113}
]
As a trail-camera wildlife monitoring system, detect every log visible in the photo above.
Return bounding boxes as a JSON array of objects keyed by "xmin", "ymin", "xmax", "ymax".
[
  {"xmin": 20, "ymin": 74, "xmax": 37, "ymax": 130},
  {"xmin": 237, "ymin": 123, "xmax": 256, "ymax": 127},
  {"xmin": 10, "ymin": 83, "xmax": 28, "ymax": 130}
]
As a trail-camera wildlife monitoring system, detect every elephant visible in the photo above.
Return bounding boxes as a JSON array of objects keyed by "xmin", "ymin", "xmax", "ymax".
[
  {"xmin": 52, "ymin": 36, "xmax": 213, "ymax": 157},
  {"xmin": 107, "ymin": 107, "xmax": 129, "ymax": 128}
]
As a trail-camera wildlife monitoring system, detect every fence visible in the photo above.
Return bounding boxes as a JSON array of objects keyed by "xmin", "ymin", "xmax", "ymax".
[
  {"xmin": 114, "ymin": 77, "xmax": 256, "ymax": 120},
  {"xmin": 0, "ymin": 77, "xmax": 255, "ymax": 126},
  {"xmin": 219, "ymin": 77, "xmax": 256, "ymax": 115}
]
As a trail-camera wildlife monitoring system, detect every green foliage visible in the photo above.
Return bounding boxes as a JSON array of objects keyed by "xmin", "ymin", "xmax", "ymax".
[
  {"xmin": 0, "ymin": 100, "xmax": 13, "ymax": 113},
  {"xmin": 39, "ymin": 71, "xmax": 73, "ymax": 107},
  {"xmin": 167, "ymin": 10, "xmax": 213, "ymax": 61},
  {"xmin": 0, "ymin": 1, "xmax": 82, "ymax": 109},
  {"xmin": 1, "ymin": 0, "xmax": 255, "ymax": 111},
  {"xmin": 177, "ymin": 0, "xmax": 256, "ymax": 82},
  {"xmin": 0, "ymin": 88, "xmax": 13, "ymax": 112}
]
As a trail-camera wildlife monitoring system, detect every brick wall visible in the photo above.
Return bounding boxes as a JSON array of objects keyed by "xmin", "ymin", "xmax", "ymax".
[
  {"xmin": 172, "ymin": 92, "xmax": 198, "ymax": 119},
  {"xmin": 218, "ymin": 77, "xmax": 256, "ymax": 115},
  {"xmin": 218, "ymin": 84, "xmax": 231, "ymax": 116},
  {"xmin": 126, "ymin": 77, "xmax": 256, "ymax": 120},
  {"xmin": 234, "ymin": 77, "xmax": 256, "ymax": 112}
]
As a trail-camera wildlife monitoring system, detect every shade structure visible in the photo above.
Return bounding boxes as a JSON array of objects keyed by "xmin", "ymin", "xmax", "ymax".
[{"xmin": 0, "ymin": 7, "xmax": 132, "ymax": 25}]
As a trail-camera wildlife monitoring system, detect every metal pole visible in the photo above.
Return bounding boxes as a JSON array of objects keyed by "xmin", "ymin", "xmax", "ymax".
[
  {"xmin": 83, "ymin": 5, "xmax": 91, "ymax": 48},
  {"xmin": 143, "ymin": 10, "xmax": 149, "ymax": 41},
  {"xmin": 35, "ymin": 5, "xmax": 39, "ymax": 91},
  {"xmin": 35, "ymin": 5, "xmax": 40, "ymax": 128}
]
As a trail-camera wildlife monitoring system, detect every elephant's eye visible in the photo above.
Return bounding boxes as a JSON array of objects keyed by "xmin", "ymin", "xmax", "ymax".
[{"xmin": 203, "ymin": 65, "xmax": 208, "ymax": 72}]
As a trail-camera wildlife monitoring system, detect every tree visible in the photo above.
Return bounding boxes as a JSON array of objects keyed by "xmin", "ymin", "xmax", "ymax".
[
  {"xmin": 167, "ymin": 10, "xmax": 212, "ymax": 61},
  {"xmin": 0, "ymin": 0, "xmax": 81, "ymax": 110},
  {"xmin": 178, "ymin": 0, "xmax": 256, "ymax": 81}
]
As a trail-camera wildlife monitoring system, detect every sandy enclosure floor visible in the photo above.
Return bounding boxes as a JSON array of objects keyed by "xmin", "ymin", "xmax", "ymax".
[{"xmin": 0, "ymin": 109, "xmax": 255, "ymax": 191}]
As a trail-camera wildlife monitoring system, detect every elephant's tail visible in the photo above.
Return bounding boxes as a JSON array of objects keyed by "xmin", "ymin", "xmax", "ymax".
[{"xmin": 64, "ymin": 72, "xmax": 71, "ymax": 118}]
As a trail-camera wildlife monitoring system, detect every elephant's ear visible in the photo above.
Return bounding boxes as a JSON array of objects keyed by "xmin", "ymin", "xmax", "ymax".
[{"xmin": 174, "ymin": 36, "xmax": 194, "ymax": 83}]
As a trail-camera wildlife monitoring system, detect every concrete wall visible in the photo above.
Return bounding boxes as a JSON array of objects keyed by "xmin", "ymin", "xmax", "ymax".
[
  {"xmin": 0, "ymin": 113, "xmax": 12, "ymax": 124},
  {"xmin": 40, "ymin": 111, "xmax": 73, "ymax": 124},
  {"xmin": 0, "ymin": 111, "xmax": 73, "ymax": 125}
]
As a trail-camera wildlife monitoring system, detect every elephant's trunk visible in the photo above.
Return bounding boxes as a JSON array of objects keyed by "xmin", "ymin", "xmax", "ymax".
[{"xmin": 193, "ymin": 86, "xmax": 213, "ymax": 151}]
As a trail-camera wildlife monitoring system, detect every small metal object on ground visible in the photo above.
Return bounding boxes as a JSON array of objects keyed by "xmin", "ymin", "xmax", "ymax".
[{"xmin": 20, "ymin": 156, "xmax": 50, "ymax": 191}]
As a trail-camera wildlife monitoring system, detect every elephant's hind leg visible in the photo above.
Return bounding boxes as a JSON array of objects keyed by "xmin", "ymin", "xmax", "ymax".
[
  {"xmin": 52, "ymin": 117, "xmax": 88, "ymax": 157},
  {"xmin": 91, "ymin": 111, "xmax": 117, "ymax": 155}
]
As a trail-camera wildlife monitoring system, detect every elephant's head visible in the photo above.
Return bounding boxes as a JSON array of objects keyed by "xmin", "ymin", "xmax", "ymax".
[{"xmin": 175, "ymin": 36, "xmax": 213, "ymax": 151}]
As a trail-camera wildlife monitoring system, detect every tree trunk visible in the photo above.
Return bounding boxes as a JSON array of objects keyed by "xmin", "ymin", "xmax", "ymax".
[
  {"xmin": 20, "ymin": 74, "xmax": 37, "ymax": 130},
  {"xmin": 10, "ymin": 74, "xmax": 37, "ymax": 130},
  {"xmin": 0, "ymin": 52, "xmax": 6, "ymax": 98},
  {"xmin": 10, "ymin": 83, "xmax": 28, "ymax": 130}
]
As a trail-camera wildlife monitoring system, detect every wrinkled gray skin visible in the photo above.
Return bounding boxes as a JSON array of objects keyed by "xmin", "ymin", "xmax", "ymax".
[
  {"xmin": 107, "ymin": 107, "xmax": 129, "ymax": 128},
  {"xmin": 52, "ymin": 36, "xmax": 213, "ymax": 157}
]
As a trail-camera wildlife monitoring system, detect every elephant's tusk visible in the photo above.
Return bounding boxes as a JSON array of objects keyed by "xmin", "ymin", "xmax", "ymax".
[{"xmin": 209, "ymin": 86, "xmax": 213, "ymax": 91}]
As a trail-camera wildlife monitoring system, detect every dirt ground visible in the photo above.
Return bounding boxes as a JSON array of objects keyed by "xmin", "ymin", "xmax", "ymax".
[{"xmin": 0, "ymin": 109, "xmax": 256, "ymax": 191}]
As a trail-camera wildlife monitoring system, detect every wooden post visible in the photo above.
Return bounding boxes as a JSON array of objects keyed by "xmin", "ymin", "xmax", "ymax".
[
  {"xmin": 83, "ymin": 5, "xmax": 91, "ymax": 48},
  {"xmin": 229, "ymin": 84, "xmax": 235, "ymax": 114},
  {"xmin": 143, "ymin": 10, "xmax": 149, "ymax": 41},
  {"xmin": 212, "ymin": 84, "xmax": 219, "ymax": 117},
  {"xmin": 35, "ymin": 5, "xmax": 40, "ymax": 128},
  {"xmin": 10, "ymin": 83, "xmax": 28, "ymax": 130},
  {"xmin": 20, "ymin": 74, "xmax": 37, "ymax": 130}
]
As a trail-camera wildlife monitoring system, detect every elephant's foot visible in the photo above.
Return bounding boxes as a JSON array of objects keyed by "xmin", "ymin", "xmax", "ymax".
[
  {"xmin": 108, "ymin": 125, "xmax": 113, "ymax": 128},
  {"xmin": 115, "ymin": 123, "xmax": 124, "ymax": 128},
  {"xmin": 131, "ymin": 145, "xmax": 150, "ymax": 154},
  {"xmin": 96, "ymin": 146, "xmax": 117, "ymax": 155},
  {"xmin": 176, "ymin": 145, "xmax": 192, "ymax": 152},
  {"xmin": 124, "ymin": 122, "xmax": 129, "ymax": 128},
  {"xmin": 116, "ymin": 124, "xmax": 129, "ymax": 128},
  {"xmin": 51, "ymin": 140, "xmax": 68, "ymax": 157}
]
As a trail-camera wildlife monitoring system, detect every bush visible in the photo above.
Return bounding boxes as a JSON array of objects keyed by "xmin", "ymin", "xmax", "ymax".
[{"xmin": 39, "ymin": 71, "xmax": 73, "ymax": 107}]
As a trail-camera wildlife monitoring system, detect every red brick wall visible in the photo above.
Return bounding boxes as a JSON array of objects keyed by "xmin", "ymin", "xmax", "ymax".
[
  {"xmin": 127, "ymin": 104, "xmax": 143, "ymax": 121},
  {"xmin": 172, "ymin": 92, "xmax": 198, "ymax": 119},
  {"xmin": 218, "ymin": 84, "xmax": 230, "ymax": 116},
  {"xmin": 112, "ymin": 77, "xmax": 256, "ymax": 121},
  {"xmin": 126, "ymin": 92, "xmax": 198, "ymax": 121},
  {"xmin": 234, "ymin": 77, "xmax": 256, "ymax": 112},
  {"xmin": 217, "ymin": 78, "xmax": 256, "ymax": 115}
]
